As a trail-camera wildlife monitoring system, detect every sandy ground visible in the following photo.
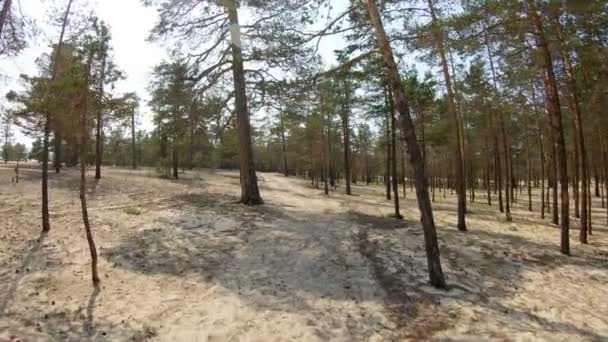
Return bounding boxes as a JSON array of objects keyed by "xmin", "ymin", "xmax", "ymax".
[{"xmin": 0, "ymin": 162, "xmax": 607, "ymax": 341}]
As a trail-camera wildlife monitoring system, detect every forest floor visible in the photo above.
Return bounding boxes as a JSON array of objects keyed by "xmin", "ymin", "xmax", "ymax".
[{"xmin": 1, "ymin": 162, "xmax": 607, "ymax": 341}]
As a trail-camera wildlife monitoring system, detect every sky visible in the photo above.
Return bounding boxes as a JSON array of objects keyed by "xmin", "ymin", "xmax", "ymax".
[{"xmin": 0, "ymin": 0, "xmax": 412, "ymax": 149}]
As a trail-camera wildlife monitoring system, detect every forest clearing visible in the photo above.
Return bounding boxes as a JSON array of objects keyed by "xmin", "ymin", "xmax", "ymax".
[{"xmin": 1, "ymin": 163, "xmax": 607, "ymax": 341}]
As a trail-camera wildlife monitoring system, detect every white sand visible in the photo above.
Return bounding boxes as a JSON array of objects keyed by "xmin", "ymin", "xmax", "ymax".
[{"xmin": 1, "ymin": 163, "xmax": 607, "ymax": 341}]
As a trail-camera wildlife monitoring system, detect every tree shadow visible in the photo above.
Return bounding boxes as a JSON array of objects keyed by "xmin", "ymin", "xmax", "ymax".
[
  {"xmin": 101, "ymin": 190, "xmax": 410, "ymax": 339},
  {"xmin": 0, "ymin": 231, "xmax": 48, "ymax": 317},
  {"xmin": 355, "ymin": 209, "xmax": 608, "ymax": 340}
]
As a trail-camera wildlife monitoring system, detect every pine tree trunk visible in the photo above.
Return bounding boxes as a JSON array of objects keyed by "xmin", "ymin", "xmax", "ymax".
[
  {"xmin": 41, "ymin": 117, "xmax": 50, "ymax": 232},
  {"xmin": 41, "ymin": 0, "xmax": 74, "ymax": 233},
  {"xmin": 279, "ymin": 110, "xmax": 288, "ymax": 177},
  {"xmin": 559, "ymin": 42, "xmax": 588, "ymax": 242},
  {"xmin": 365, "ymin": 0, "xmax": 446, "ymax": 288},
  {"xmin": 320, "ymin": 90, "xmax": 329, "ymax": 196},
  {"xmin": 532, "ymin": 82, "xmax": 546, "ymax": 219},
  {"xmin": 485, "ymin": 34, "xmax": 510, "ymax": 220},
  {"xmin": 80, "ymin": 50, "xmax": 100, "ymax": 287},
  {"xmin": 388, "ymin": 88, "xmax": 401, "ymax": 218},
  {"xmin": 428, "ymin": 0, "xmax": 466, "ymax": 231},
  {"xmin": 131, "ymin": 108, "xmax": 137, "ymax": 170},
  {"xmin": 526, "ymin": 110, "xmax": 532, "ymax": 211},
  {"xmin": 53, "ymin": 130, "xmax": 62, "ymax": 173},
  {"xmin": 226, "ymin": 0, "xmax": 262, "ymax": 205},
  {"xmin": 341, "ymin": 81, "xmax": 352, "ymax": 195},
  {"xmin": 95, "ymin": 43, "xmax": 107, "ymax": 179},
  {"xmin": 529, "ymin": 0, "xmax": 570, "ymax": 254},
  {"xmin": 485, "ymin": 135, "xmax": 492, "ymax": 206},
  {"xmin": 385, "ymin": 89, "xmax": 391, "ymax": 201},
  {"xmin": 172, "ymin": 145, "xmax": 178, "ymax": 179},
  {"xmin": 499, "ymin": 109, "xmax": 512, "ymax": 221}
]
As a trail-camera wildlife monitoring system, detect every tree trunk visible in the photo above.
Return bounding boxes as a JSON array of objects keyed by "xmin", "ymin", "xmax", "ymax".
[
  {"xmin": 525, "ymin": 110, "xmax": 532, "ymax": 211},
  {"xmin": 365, "ymin": 0, "xmax": 446, "ymax": 288},
  {"xmin": 53, "ymin": 129, "xmax": 61, "ymax": 173},
  {"xmin": 172, "ymin": 144, "xmax": 178, "ymax": 179},
  {"xmin": 428, "ymin": 0, "xmax": 466, "ymax": 231},
  {"xmin": 385, "ymin": 88, "xmax": 391, "ymax": 201},
  {"xmin": 601, "ymin": 132, "xmax": 608, "ymax": 224},
  {"xmin": 279, "ymin": 109, "xmax": 288, "ymax": 177},
  {"xmin": 532, "ymin": 81, "xmax": 546, "ymax": 219},
  {"xmin": 341, "ymin": 80, "xmax": 352, "ymax": 195},
  {"xmin": 80, "ymin": 49, "xmax": 100, "ymax": 287},
  {"xmin": 226, "ymin": 0, "xmax": 263, "ymax": 205},
  {"xmin": 557, "ymin": 33, "xmax": 588, "ymax": 243},
  {"xmin": 42, "ymin": 118, "xmax": 51, "ymax": 232},
  {"xmin": 388, "ymin": 88, "xmax": 401, "ymax": 218},
  {"xmin": 131, "ymin": 108, "xmax": 137, "ymax": 170},
  {"xmin": 485, "ymin": 33, "xmax": 509, "ymax": 220},
  {"xmin": 528, "ymin": 0, "xmax": 570, "ymax": 254},
  {"xmin": 95, "ymin": 42, "xmax": 107, "ymax": 179},
  {"xmin": 41, "ymin": 0, "xmax": 74, "ymax": 233},
  {"xmin": 485, "ymin": 135, "xmax": 492, "ymax": 206},
  {"xmin": 320, "ymin": 90, "xmax": 329, "ymax": 196}
]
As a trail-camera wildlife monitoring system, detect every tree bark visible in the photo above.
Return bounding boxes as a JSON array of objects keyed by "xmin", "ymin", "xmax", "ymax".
[
  {"xmin": 528, "ymin": 0, "xmax": 570, "ymax": 254},
  {"xmin": 131, "ymin": 108, "xmax": 137, "ymax": 170},
  {"xmin": 95, "ymin": 41, "xmax": 107, "ymax": 179},
  {"xmin": 385, "ymin": 86, "xmax": 391, "ymax": 201},
  {"xmin": 41, "ymin": 0, "xmax": 74, "ymax": 233},
  {"xmin": 341, "ymin": 80, "xmax": 352, "ymax": 195},
  {"xmin": 428, "ymin": 0, "xmax": 466, "ymax": 231},
  {"xmin": 279, "ymin": 109, "xmax": 288, "ymax": 176},
  {"xmin": 388, "ymin": 88, "xmax": 401, "ymax": 218},
  {"xmin": 80, "ymin": 49, "xmax": 100, "ymax": 287},
  {"xmin": 365, "ymin": 0, "xmax": 446, "ymax": 288},
  {"xmin": 53, "ymin": 129, "xmax": 61, "ymax": 173},
  {"xmin": 172, "ymin": 144, "xmax": 178, "ymax": 179},
  {"xmin": 485, "ymin": 33, "xmax": 509, "ymax": 220},
  {"xmin": 532, "ymin": 81, "xmax": 546, "ymax": 219},
  {"xmin": 226, "ymin": 0, "xmax": 262, "ymax": 205},
  {"xmin": 557, "ymin": 32, "xmax": 588, "ymax": 243}
]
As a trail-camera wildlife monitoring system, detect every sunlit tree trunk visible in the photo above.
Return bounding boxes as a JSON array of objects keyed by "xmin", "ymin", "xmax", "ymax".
[
  {"xmin": 226, "ymin": 0, "xmax": 262, "ymax": 205},
  {"xmin": 528, "ymin": 0, "xmax": 570, "ymax": 254},
  {"xmin": 427, "ymin": 0, "xmax": 466, "ymax": 231},
  {"xmin": 365, "ymin": 0, "xmax": 446, "ymax": 288},
  {"xmin": 95, "ymin": 41, "xmax": 107, "ymax": 179},
  {"xmin": 80, "ymin": 49, "xmax": 100, "ymax": 287}
]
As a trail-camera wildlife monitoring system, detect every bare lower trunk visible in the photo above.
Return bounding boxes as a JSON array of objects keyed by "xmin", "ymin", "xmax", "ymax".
[
  {"xmin": 131, "ymin": 109, "xmax": 136, "ymax": 170},
  {"xmin": 428, "ymin": 0, "xmax": 466, "ymax": 231},
  {"xmin": 388, "ymin": 88, "xmax": 401, "ymax": 218},
  {"xmin": 341, "ymin": 81, "xmax": 352, "ymax": 195},
  {"xmin": 80, "ymin": 50, "xmax": 100, "ymax": 287},
  {"xmin": 226, "ymin": 0, "xmax": 262, "ymax": 205},
  {"xmin": 529, "ymin": 0, "xmax": 569, "ymax": 254},
  {"xmin": 53, "ymin": 130, "xmax": 62, "ymax": 173},
  {"xmin": 42, "ymin": 117, "xmax": 50, "ymax": 232},
  {"xmin": 279, "ymin": 110, "xmax": 288, "ymax": 177},
  {"xmin": 532, "ymin": 81, "xmax": 546, "ymax": 219},
  {"xmin": 95, "ymin": 45, "xmax": 107, "ymax": 179},
  {"xmin": 172, "ymin": 146, "xmax": 178, "ymax": 179},
  {"xmin": 365, "ymin": 0, "xmax": 446, "ymax": 288},
  {"xmin": 41, "ymin": 0, "xmax": 75, "ymax": 233}
]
